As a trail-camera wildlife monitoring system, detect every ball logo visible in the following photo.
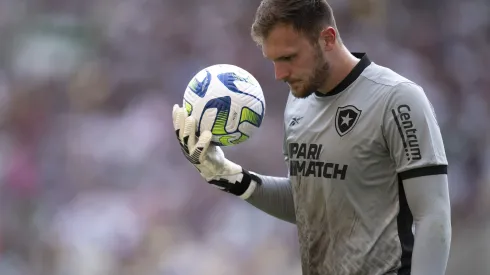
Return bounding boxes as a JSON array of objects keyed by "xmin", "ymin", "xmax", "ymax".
[{"xmin": 189, "ymin": 70, "xmax": 211, "ymax": 98}]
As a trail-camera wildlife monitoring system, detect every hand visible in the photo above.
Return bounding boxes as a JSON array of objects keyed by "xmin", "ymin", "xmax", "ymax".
[{"xmin": 172, "ymin": 105, "xmax": 260, "ymax": 199}]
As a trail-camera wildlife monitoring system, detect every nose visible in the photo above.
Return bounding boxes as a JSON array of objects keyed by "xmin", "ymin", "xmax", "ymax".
[{"xmin": 273, "ymin": 63, "xmax": 289, "ymax": 81}]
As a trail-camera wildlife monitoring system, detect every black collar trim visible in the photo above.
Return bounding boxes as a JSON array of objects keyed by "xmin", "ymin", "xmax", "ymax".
[{"xmin": 315, "ymin": 52, "xmax": 371, "ymax": 97}]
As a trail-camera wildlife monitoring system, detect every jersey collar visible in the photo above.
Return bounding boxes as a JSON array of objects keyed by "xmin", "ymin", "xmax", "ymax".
[{"xmin": 314, "ymin": 52, "xmax": 371, "ymax": 97}]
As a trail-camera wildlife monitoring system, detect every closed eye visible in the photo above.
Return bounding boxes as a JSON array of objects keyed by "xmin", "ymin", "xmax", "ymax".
[{"xmin": 275, "ymin": 54, "xmax": 296, "ymax": 62}]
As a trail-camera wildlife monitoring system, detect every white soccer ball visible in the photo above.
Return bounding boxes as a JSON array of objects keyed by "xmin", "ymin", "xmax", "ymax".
[{"xmin": 183, "ymin": 64, "xmax": 266, "ymax": 146}]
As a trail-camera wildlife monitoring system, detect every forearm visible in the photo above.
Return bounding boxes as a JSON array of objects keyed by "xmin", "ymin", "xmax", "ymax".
[
  {"xmin": 411, "ymin": 212, "xmax": 451, "ymax": 275},
  {"xmin": 245, "ymin": 174, "xmax": 296, "ymax": 224},
  {"xmin": 403, "ymin": 174, "xmax": 451, "ymax": 275}
]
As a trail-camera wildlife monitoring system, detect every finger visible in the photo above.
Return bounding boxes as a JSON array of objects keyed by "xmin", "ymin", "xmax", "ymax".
[
  {"xmin": 173, "ymin": 107, "xmax": 188, "ymax": 141},
  {"xmin": 183, "ymin": 116, "xmax": 197, "ymax": 149},
  {"xmin": 172, "ymin": 104, "xmax": 180, "ymax": 133},
  {"xmin": 195, "ymin": 130, "xmax": 213, "ymax": 162},
  {"xmin": 178, "ymin": 108, "xmax": 188, "ymax": 141}
]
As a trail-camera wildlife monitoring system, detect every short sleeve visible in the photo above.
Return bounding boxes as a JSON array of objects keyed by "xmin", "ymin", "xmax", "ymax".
[{"xmin": 382, "ymin": 82, "xmax": 448, "ymax": 180}]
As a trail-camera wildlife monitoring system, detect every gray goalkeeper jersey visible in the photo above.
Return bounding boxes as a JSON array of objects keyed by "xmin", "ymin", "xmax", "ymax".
[{"xmin": 283, "ymin": 53, "xmax": 448, "ymax": 275}]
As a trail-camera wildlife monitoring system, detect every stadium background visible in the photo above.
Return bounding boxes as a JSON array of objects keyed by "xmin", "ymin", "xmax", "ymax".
[{"xmin": 0, "ymin": 0, "xmax": 488, "ymax": 274}]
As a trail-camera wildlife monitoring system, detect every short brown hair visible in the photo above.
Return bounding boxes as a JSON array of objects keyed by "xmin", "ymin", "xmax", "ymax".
[{"xmin": 251, "ymin": 0, "xmax": 338, "ymax": 44}]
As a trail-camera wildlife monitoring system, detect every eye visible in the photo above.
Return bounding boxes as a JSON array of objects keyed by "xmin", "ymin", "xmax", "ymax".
[{"xmin": 278, "ymin": 54, "xmax": 296, "ymax": 62}]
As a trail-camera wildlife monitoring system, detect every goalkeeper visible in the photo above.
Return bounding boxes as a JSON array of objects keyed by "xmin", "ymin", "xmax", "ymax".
[{"xmin": 172, "ymin": 0, "xmax": 451, "ymax": 274}]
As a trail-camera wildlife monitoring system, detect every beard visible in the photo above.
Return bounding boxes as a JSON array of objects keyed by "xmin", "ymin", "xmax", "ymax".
[{"xmin": 290, "ymin": 46, "xmax": 330, "ymax": 99}]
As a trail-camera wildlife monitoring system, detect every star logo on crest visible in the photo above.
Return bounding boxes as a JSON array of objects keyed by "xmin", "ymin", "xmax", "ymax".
[{"xmin": 335, "ymin": 105, "xmax": 362, "ymax": 137}]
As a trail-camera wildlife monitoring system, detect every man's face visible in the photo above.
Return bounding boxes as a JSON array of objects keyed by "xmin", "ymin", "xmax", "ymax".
[{"xmin": 262, "ymin": 24, "xmax": 330, "ymax": 98}]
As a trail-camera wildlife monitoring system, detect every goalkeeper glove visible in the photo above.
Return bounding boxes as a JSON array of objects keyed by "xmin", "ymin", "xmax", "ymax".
[{"xmin": 172, "ymin": 105, "xmax": 260, "ymax": 199}]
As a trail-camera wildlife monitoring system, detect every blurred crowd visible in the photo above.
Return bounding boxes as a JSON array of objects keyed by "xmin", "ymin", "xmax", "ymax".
[{"xmin": 0, "ymin": 0, "xmax": 488, "ymax": 274}]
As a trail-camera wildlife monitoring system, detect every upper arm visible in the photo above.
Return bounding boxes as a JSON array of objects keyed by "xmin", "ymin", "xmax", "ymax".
[
  {"xmin": 382, "ymin": 82, "xmax": 448, "ymax": 180},
  {"xmin": 403, "ymin": 174, "xmax": 451, "ymax": 220}
]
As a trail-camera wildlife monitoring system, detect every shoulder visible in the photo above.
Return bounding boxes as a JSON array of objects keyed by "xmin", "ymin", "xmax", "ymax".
[
  {"xmin": 361, "ymin": 62, "xmax": 416, "ymax": 88},
  {"xmin": 359, "ymin": 63, "xmax": 428, "ymax": 110}
]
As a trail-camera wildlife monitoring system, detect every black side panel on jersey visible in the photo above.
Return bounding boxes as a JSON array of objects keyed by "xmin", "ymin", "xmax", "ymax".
[{"xmin": 396, "ymin": 176, "xmax": 414, "ymax": 275}]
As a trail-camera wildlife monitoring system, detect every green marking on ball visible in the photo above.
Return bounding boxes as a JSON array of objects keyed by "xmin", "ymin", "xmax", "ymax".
[
  {"xmin": 240, "ymin": 107, "xmax": 261, "ymax": 127},
  {"xmin": 219, "ymin": 133, "xmax": 249, "ymax": 146},
  {"xmin": 211, "ymin": 110, "xmax": 229, "ymax": 135},
  {"xmin": 184, "ymin": 100, "xmax": 193, "ymax": 115}
]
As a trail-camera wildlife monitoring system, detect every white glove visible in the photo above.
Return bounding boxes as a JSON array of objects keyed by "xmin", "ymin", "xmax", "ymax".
[{"xmin": 172, "ymin": 105, "xmax": 259, "ymax": 199}]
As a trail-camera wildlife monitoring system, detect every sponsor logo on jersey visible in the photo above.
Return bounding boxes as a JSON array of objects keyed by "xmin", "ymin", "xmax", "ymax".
[
  {"xmin": 392, "ymin": 104, "xmax": 421, "ymax": 161},
  {"xmin": 335, "ymin": 105, "xmax": 362, "ymax": 137},
  {"xmin": 289, "ymin": 116, "xmax": 303, "ymax": 127},
  {"xmin": 288, "ymin": 142, "xmax": 348, "ymax": 180}
]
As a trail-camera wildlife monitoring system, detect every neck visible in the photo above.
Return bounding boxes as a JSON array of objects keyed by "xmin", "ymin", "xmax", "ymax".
[{"xmin": 317, "ymin": 46, "xmax": 360, "ymax": 94}]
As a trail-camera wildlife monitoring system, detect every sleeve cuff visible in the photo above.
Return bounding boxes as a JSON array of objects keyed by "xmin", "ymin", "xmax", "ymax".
[{"xmin": 399, "ymin": 165, "xmax": 447, "ymax": 181}]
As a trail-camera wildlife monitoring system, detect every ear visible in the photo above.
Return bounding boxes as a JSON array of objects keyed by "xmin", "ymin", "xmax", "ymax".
[{"xmin": 319, "ymin": 27, "xmax": 337, "ymax": 51}]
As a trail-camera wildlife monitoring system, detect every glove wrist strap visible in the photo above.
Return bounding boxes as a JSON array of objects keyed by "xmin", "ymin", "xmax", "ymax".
[
  {"xmin": 208, "ymin": 169, "xmax": 262, "ymax": 199},
  {"xmin": 236, "ymin": 170, "xmax": 261, "ymax": 199}
]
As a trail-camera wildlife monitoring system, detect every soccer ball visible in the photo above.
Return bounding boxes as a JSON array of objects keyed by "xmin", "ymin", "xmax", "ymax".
[{"xmin": 183, "ymin": 64, "xmax": 266, "ymax": 146}]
